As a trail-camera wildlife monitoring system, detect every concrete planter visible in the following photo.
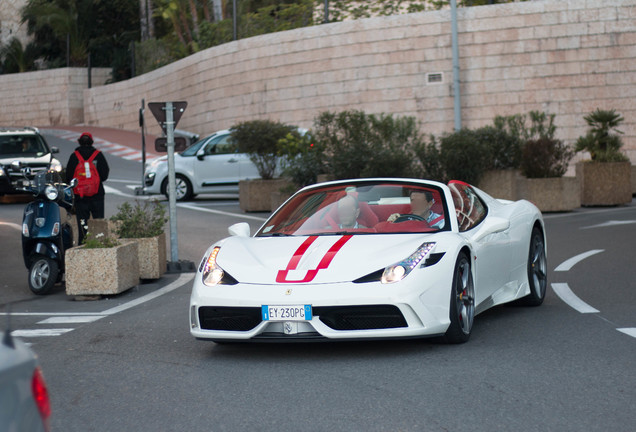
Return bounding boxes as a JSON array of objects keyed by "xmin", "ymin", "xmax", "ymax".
[
  {"xmin": 87, "ymin": 219, "xmax": 121, "ymax": 239},
  {"xmin": 516, "ymin": 176, "xmax": 580, "ymax": 212},
  {"xmin": 239, "ymin": 179, "xmax": 291, "ymax": 212},
  {"xmin": 65, "ymin": 240, "xmax": 139, "ymax": 296},
  {"xmin": 576, "ymin": 161, "xmax": 632, "ymax": 206},
  {"xmin": 477, "ymin": 169, "xmax": 520, "ymax": 201},
  {"xmin": 121, "ymin": 233, "xmax": 167, "ymax": 280},
  {"xmin": 631, "ymin": 165, "xmax": 636, "ymax": 196}
]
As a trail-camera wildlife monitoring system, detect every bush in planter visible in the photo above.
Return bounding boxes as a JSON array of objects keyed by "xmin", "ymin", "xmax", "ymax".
[
  {"xmin": 312, "ymin": 110, "xmax": 423, "ymax": 180},
  {"xmin": 414, "ymin": 134, "xmax": 444, "ymax": 182},
  {"xmin": 439, "ymin": 129, "xmax": 488, "ymax": 184},
  {"xmin": 110, "ymin": 200, "xmax": 168, "ymax": 279},
  {"xmin": 494, "ymin": 110, "xmax": 557, "ymax": 142},
  {"xmin": 111, "ymin": 200, "xmax": 167, "ymax": 238},
  {"xmin": 439, "ymin": 126, "xmax": 520, "ymax": 184},
  {"xmin": 575, "ymin": 108, "xmax": 629, "ymax": 162},
  {"xmin": 230, "ymin": 119, "xmax": 299, "ymax": 179},
  {"xmin": 521, "ymin": 137, "xmax": 574, "ymax": 178},
  {"xmin": 277, "ymin": 131, "xmax": 325, "ymax": 188}
]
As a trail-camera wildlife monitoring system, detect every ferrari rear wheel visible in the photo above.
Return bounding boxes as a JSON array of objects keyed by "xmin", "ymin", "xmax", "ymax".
[
  {"xmin": 444, "ymin": 252, "xmax": 475, "ymax": 344},
  {"xmin": 520, "ymin": 226, "xmax": 547, "ymax": 306}
]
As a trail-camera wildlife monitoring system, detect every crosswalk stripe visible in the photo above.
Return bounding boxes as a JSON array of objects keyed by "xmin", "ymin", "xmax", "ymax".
[
  {"xmin": 38, "ymin": 316, "xmax": 104, "ymax": 324},
  {"xmin": 12, "ymin": 329, "xmax": 74, "ymax": 337}
]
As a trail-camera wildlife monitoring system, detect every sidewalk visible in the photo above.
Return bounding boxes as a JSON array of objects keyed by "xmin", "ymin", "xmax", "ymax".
[{"xmin": 43, "ymin": 125, "xmax": 162, "ymax": 164}]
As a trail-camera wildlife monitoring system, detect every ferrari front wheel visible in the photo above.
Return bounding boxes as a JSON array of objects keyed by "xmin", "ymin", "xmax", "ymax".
[
  {"xmin": 520, "ymin": 226, "xmax": 547, "ymax": 306},
  {"xmin": 444, "ymin": 252, "xmax": 475, "ymax": 344}
]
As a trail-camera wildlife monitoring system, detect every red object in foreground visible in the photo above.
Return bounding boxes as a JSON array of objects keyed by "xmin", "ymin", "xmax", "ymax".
[{"xmin": 32, "ymin": 367, "xmax": 51, "ymax": 432}]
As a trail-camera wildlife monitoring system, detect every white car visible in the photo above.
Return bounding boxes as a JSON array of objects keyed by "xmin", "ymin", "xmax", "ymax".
[
  {"xmin": 189, "ymin": 178, "xmax": 547, "ymax": 343},
  {"xmin": 143, "ymin": 130, "xmax": 260, "ymax": 201}
]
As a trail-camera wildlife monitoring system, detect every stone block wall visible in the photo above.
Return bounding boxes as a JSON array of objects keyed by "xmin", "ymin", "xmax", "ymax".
[
  {"xmin": 0, "ymin": 67, "xmax": 110, "ymax": 126},
  {"xmin": 80, "ymin": 0, "xmax": 636, "ymax": 161},
  {"xmin": 2, "ymin": 0, "xmax": 635, "ymax": 161}
]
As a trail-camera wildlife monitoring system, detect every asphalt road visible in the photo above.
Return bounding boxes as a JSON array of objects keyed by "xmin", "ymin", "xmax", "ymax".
[{"xmin": 0, "ymin": 131, "xmax": 634, "ymax": 431}]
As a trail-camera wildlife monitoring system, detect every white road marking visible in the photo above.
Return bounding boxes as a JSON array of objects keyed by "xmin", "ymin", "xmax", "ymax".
[
  {"xmin": 551, "ymin": 283, "xmax": 600, "ymax": 314},
  {"xmin": 554, "ymin": 249, "xmax": 604, "ymax": 272},
  {"xmin": 38, "ymin": 316, "xmax": 104, "ymax": 324},
  {"xmin": 12, "ymin": 329, "xmax": 74, "ymax": 337},
  {"xmin": 100, "ymin": 273, "xmax": 194, "ymax": 315},
  {"xmin": 617, "ymin": 328, "xmax": 636, "ymax": 338},
  {"xmin": 581, "ymin": 220, "xmax": 636, "ymax": 229},
  {"xmin": 177, "ymin": 203, "xmax": 268, "ymax": 222},
  {"xmin": 0, "ymin": 221, "xmax": 22, "ymax": 231},
  {"xmin": 0, "ymin": 312, "xmax": 107, "ymax": 316}
]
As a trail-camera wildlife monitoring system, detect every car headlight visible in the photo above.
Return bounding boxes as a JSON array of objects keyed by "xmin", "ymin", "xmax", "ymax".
[
  {"xmin": 49, "ymin": 158, "xmax": 63, "ymax": 173},
  {"xmin": 45, "ymin": 185, "xmax": 58, "ymax": 200},
  {"xmin": 201, "ymin": 247, "xmax": 237, "ymax": 286},
  {"xmin": 0, "ymin": 167, "xmax": 5, "ymax": 177},
  {"xmin": 381, "ymin": 242, "xmax": 436, "ymax": 284}
]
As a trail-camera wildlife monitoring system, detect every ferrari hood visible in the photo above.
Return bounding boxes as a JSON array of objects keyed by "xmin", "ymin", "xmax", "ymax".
[{"xmin": 215, "ymin": 234, "xmax": 438, "ymax": 285}]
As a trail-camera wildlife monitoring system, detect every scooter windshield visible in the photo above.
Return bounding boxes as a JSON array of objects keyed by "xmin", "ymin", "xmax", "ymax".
[{"xmin": 33, "ymin": 171, "xmax": 63, "ymax": 192}]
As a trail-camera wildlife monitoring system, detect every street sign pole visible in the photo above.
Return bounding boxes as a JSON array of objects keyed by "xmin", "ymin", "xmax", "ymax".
[
  {"xmin": 136, "ymin": 98, "xmax": 147, "ymax": 195},
  {"xmin": 147, "ymin": 100, "xmax": 192, "ymax": 272},
  {"xmin": 165, "ymin": 101, "xmax": 179, "ymax": 263}
]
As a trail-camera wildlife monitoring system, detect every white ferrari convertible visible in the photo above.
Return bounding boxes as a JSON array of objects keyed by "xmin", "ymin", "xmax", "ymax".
[{"xmin": 189, "ymin": 178, "xmax": 547, "ymax": 343}]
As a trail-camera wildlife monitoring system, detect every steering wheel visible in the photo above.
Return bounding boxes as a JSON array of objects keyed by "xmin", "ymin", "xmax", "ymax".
[{"xmin": 393, "ymin": 214, "xmax": 425, "ymax": 223}]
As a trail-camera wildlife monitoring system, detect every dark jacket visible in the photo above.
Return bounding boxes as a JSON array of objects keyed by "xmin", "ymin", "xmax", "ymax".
[{"xmin": 65, "ymin": 145, "xmax": 110, "ymax": 197}]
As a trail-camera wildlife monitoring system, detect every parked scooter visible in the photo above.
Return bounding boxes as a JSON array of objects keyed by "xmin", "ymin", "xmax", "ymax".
[{"xmin": 17, "ymin": 167, "xmax": 77, "ymax": 294}]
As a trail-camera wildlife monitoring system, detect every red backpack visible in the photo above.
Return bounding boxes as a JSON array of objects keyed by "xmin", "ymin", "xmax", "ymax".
[{"xmin": 73, "ymin": 150, "xmax": 101, "ymax": 198}]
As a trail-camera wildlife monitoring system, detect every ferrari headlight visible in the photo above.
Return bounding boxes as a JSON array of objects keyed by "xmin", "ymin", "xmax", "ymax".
[
  {"xmin": 200, "ymin": 246, "xmax": 240, "ymax": 286},
  {"xmin": 45, "ymin": 185, "xmax": 58, "ymax": 200},
  {"xmin": 202, "ymin": 247, "xmax": 223, "ymax": 286},
  {"xmin": 381, "ymin": 242, "xmax": 436, "ymax": 284}
]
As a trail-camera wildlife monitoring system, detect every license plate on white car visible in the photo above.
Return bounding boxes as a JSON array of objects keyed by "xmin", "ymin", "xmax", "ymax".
[{"xmin": 262, "ymin": 305, "xmax": 312, "ymax": 321}]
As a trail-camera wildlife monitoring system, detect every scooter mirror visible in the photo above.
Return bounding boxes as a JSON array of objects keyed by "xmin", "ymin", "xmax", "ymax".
[{"xmin": 69, "ymin": 178, "xmax": 78, "ymax": 188}]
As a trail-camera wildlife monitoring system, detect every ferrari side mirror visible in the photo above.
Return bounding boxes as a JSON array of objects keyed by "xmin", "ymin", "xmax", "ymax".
[{"xmin": 228, "ymin": 222, "xmax": 250, "ymax": 237}]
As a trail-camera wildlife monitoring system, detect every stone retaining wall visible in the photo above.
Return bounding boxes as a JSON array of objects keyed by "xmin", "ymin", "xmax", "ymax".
[
  {"xmin": 2, "ymin": 0, "xmax": 635, "ymax": 160},
  {"xmin": 0, "ymin": 67, "xmax": 110, "ymax": 126}
]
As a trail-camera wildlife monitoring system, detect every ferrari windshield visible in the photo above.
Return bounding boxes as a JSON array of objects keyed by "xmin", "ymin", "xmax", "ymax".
[{"xmin": 257, "ymin": 181, "xmax": 449, "ymax": 236}]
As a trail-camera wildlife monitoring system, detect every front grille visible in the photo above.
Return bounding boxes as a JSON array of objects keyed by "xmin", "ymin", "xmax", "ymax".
[
  {"xmin": 314, "ymin": 305, "xmax": 407, "ymax": 330},
  {"xmin": 8, "ymin": 164, "xmax": 50, "ymax": 181},
  {"xmin": 198, "ymin": 306, "xmax": 261, "ymax": 331}
]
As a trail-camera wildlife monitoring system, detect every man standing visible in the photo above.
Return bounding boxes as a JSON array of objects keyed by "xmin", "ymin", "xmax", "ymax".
[{"xmin": 65, "ymin": 132, "xmax": 109, "ymax": 244}]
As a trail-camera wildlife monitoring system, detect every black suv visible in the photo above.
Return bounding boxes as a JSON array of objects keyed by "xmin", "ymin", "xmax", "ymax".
[{"xmin": 0, "ymin": 127, "xmax": 63, "ymax": 195}]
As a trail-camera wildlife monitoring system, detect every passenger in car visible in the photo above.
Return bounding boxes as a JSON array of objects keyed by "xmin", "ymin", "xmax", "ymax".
[
  {"xmin": 337, "ymin": 194, "xmax": 367, "ymax": 229},
  {"xmin": 387, "ymin": 190, "xmax": 445, "ymax": 229}
]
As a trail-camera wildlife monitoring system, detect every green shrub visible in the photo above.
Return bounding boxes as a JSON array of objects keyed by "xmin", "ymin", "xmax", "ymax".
[
  {"xmin": 475, "ymin": 125, "xmax": 522, "ymax": 170},
  {"xmin": 414, "ymin": 134, "xmax": 444, "ymax": 182},
  {"xmin": 231, "ymin": 119, "xmax": 298, "ymax": 179},
  {"xmin": 521, "ymin": 138, "xmax": 574, "ymax": 178},
  {"xmin": 111, "ymin": 200, "xmax": 167, "ymax": 238},
  {"xmin": 277, "ymin": 131, "xmax": 324, "ymax": 187},
  {"xmin": 439, "ymin": 128, "xmax": 489, "ymax": 185},
  {"xmin": 494, "ymin": 110, "xmax": 557, "ymax": 142},
  {"xmin": 311, "ymin": 110, "xmax": 423, "ymax": 180},
  {"xmin": 575, "ymin": 108, "xmax": 629, "ymax": 162}
]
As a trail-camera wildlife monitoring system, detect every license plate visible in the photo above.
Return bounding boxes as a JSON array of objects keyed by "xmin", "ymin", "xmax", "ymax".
[{"xmin": 262, "ymin": 305, "xmax": 312, "ymax": 321}]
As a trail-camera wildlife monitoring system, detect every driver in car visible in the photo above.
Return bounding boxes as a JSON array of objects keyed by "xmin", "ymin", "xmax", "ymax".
[{"xmin": 387, "ymin": 190, "xmax": 445, "ymax": 229}]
